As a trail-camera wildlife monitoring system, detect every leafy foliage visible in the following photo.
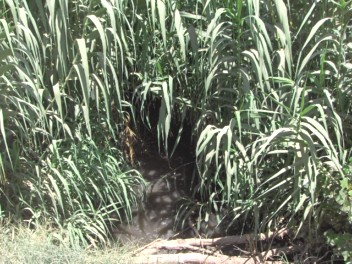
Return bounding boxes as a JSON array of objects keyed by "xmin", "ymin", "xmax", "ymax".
[
  {"xmin": 324, "ymin": 157, "xmax": 352, "ymax": 262},
  {"xmin": 0, "ymin": 0, "xmax": 145, "ymax": 247},
  {"xmin": 0, "ymin": 0, "xmax": 351, "ymax": 254}
]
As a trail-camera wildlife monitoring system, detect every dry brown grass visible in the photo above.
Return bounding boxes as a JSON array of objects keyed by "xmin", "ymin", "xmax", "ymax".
[{"xmin": 0, "ymin": 223, "xmax": 137, "ymax": 264}]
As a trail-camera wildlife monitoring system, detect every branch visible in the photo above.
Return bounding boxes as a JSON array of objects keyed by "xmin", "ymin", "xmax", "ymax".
[
  {"xmin": 135, "ymin": 228, "xmax": 289, "ymax": 255},
  {"xmin": 131, "ymin": 253, "xmax": 284, "ymax": 264}
]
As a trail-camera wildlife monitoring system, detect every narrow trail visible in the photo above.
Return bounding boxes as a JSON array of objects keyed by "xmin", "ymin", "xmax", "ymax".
[{"xmin": 113, "ymin": 154, "xmax": 193, "ymax": 244}]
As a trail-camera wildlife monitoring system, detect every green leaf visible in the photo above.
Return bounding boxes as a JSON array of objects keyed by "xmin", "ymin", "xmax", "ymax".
[{"xmin": 157, "ymin": 0, "xmax": 166, "ymax": 48}]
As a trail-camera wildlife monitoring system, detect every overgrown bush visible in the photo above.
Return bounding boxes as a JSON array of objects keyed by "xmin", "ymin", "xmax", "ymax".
[
  {"xmin": 0, "ymin": 0, "xmax": 145, "ymax": 247},
  {"xmin": 324, "ymin": 157, "xmax": 352, "ymax": 262},
  {"xmin": 0, "ymin": 0, "xmax": 351, "ymax": 254}
]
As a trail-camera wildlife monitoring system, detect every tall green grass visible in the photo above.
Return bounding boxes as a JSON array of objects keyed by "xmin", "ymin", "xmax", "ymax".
[
  {"xmin": 0, "ymin": 0, "xmax": 145, "ymax": 247},
  {"xmin": 162, "ymin": 0, "xmax": 352, "ymax": 239},
  {"xmin": 0, "ymin": 0, "xmax": 351, "ymax": 254}
]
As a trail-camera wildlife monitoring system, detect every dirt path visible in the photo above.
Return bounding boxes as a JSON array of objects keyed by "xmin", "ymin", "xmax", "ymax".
[{"xmin": 113, "ymin": 154, "xmax": 191, "ymax": 243}]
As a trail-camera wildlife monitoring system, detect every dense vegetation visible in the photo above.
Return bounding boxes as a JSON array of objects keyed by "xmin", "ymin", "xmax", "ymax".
[{"xmin": 0, "ymin": 0, "xmax": 351, "ymax": 261}]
